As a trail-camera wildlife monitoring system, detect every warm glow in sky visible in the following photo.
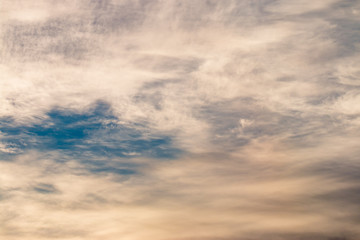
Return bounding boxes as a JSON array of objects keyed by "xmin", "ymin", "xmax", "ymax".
[{"xmin": 1, "ymin": 1, "xmax": 360, "ymax": 240}]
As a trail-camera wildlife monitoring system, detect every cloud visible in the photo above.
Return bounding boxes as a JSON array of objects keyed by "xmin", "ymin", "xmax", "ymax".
[
  {"xmin": 1, "ymin": 0, "xmax": 360, "ymax": 239},
  {"xmin": 1, "ymin": 149, "xmax": 360, "ymax": 240}
]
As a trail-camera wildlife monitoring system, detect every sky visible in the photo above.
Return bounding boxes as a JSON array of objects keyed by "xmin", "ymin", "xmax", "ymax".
[{"xmin": 0, "ymin": 0, "xmax": 360, "ymax": 239}]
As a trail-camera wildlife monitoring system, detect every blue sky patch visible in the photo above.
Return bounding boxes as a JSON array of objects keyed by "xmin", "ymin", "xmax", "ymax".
[{"xmin": 0, "ymin": 101, "xmax": 181, "ymax": 160}]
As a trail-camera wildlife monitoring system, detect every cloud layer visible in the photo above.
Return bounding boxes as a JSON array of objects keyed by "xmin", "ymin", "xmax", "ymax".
[{"xmin": 1, "ymin": 0, "xmax": 360, "ymax": 239}]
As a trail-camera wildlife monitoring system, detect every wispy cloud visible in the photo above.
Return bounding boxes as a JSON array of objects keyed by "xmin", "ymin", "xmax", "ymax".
[{"xmin": 1, "ymin": 0, "xmax": 360, "ymax": 239}]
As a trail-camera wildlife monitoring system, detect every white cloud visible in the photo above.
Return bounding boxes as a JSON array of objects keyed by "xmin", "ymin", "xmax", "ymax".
[{"xmin": 1, "ymin": 0, "xmax": 360, "ymax": 239}]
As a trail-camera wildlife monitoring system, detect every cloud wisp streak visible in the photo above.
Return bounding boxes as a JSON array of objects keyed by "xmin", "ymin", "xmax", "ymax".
[{"xmin": 1, "ymin": 0, "xmax": 360, "ymax": 239}]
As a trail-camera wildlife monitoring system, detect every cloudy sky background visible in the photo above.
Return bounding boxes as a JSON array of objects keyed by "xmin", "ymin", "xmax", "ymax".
[{"xmin": 1, "ymin": 0, "xmax": 360, "ymax": 239}]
